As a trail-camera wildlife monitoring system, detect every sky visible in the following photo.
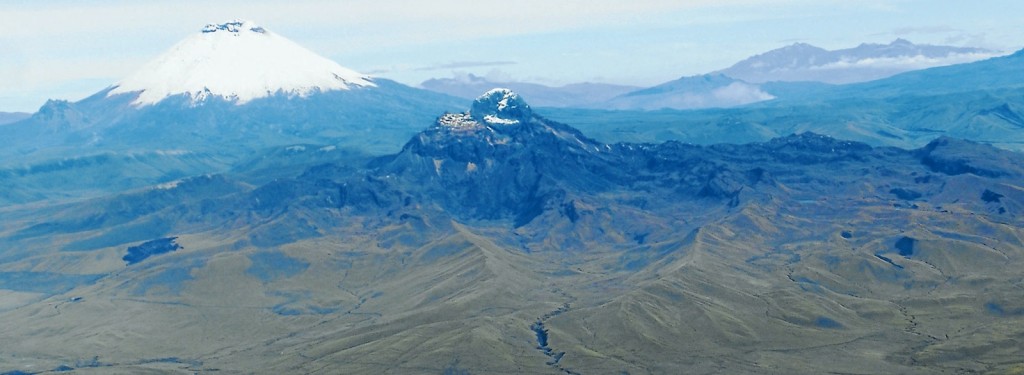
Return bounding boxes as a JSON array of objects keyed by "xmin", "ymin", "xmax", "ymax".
[{"xmin": 1, "ymin": 0, "xmax": 1023, "ymax": 112}]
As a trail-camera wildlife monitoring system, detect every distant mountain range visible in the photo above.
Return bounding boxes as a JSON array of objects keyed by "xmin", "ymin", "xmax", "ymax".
[
  {"xmin": 4, "ymin": 30, "xmax": 1016, "ymax": 207},
  {"xmin": 4, "ymin": 18, "xmax": 1024, "ymax": 373},
  {"xmin": 422, "ymin": 39, "xmax": 1002, "ymax": 110},
  {"xmin": 0, "ymin": 112, "xmax": 29, "ymax": 125},
  {"xmin": 717, "ymin": 38, "xmax": 1000, "ymax": 84},
  {"xmin": 2, "ymin": 89, "xmax": 1022, "ymax": 373},
  {"xmin": 544, "ymin": 48, "xmax": 1024, "ymax": 151},
  {"xmin": 603, "ymin": 73, "xmax": 775, "ymax": 110}
]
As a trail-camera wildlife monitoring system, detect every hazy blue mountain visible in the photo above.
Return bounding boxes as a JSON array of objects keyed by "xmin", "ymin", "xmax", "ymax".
[
  {"xmin": 718, "ymin": 39, "xmax": 1000, "ymax": 84},
  {"xmin": 605, "ymin": 73, "xmax": 775, "ymax": 110},
  {"xmin": 0, "ymin": 150, "xmax": 232, "ymax": 207},
  {"xmin": 228, "ymin": 143, "xmax": 373, "ymax": 185},
  {"xmin": 0, "ymin": 81, "xmax": 461, "ymax": 206},
  {"xmin": 546, "ymin": 49, "xmax": 1024, "ymax": 151},
  {"xmin": 0, "ymin": 112, "xmax": 30, "ymax": 125},
  {"xmin": 420, "ymin": 73, "xmax": 639, "ymax": 108},
  {"xmin": 420, "ymin": 40, "xmax": 998, "ymax": 112},
  {"xmin": 593, "ymin": 40, "xmax": 1002, "ymax": 111},
  {"xmin": 824, "ymin": 48, "xmax": 1024, "ymax": 99},
  {"xmin": 6, "ymin": 80, "xmax": 462, "ymax": 159},
  {"xmin": 1, "ymin": 90, "xmax": 1022, "ymax": 373},
  {"xmin": 1, "ymin": 19, "xmax": 1021, "ymax": 375}
]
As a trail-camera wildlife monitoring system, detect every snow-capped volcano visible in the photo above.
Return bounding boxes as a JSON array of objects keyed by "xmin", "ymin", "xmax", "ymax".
[{"xmin": 109, "ymin": 20, "xmax": 375, "ymax": 106}]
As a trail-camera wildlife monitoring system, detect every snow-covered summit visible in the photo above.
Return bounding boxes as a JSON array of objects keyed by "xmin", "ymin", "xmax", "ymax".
[
  {"xmin": 470, "ymin": 88, "xmax": 532, "ymax": 125},
  {"xmin": 201, "ymin": 20, "xmax": 265, "ymax": 34},
  {"xmin": 435, "ymin": 89, "xmax": 533, "ymax": 130},
  {"xmin": 109, "ymin": 20, "xmax": 375, "ymax": 106}
]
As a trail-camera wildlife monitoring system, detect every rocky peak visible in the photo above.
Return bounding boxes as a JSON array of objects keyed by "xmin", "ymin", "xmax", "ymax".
[
  {"xmin": 201, "ymin": 20, "xmax": 265, "ymax": 34},
  {"xmin": 890, "ymin": 38, "xmax": 913, "ymax": 46},
  {"xmin": 470, "ymin": 88, "xmax": 533, "ymax": 125},
  {"xmin": 429, "ymin": 89, "xmax": 537, "ymax": 140},
  {"xmin": 420, "ymin": 89, "xmax": 598, "ymax": 158},
  {"xmin": 436, "ymin": 112, "xmax": 485, "ymax": 131},
  {"xmin": 31, "ymin": 99, "xmax": 87, "ymax": 127},
  {"xmin": 782, "ymin": 42, "xmax": 823, "ymax": 51}
]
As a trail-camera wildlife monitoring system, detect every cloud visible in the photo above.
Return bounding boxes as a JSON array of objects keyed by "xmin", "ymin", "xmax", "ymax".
[
  {"xmin": 415, "ymin": 61, "xmax": 517, "ymax": 71},
  {"xmin": 808, "ymin": 52, "xmax": 1007, "ymax": 71},
  {"xmin": 888, "ymin": 25, "xmax": 958, "ymax": 36},
  {"xmin": 361, "ymin": 68, "xmax": 392, "ymax": 75},
  {"xmin": 711, "ymin": 82, "xmax": 774, "ymax": 105},
  {"xmin": 0, "ymin": 0, "xmax": 830, "ymax": 48},
  {"xmin": 5, "ymin": 0, "xmax": 802, "ymax": 110},
  {"xmin": 3, "ymin": 0, "xmax": 1022, "ymax": 111},
  {"xmin": 871, "ymin": 26, "xmax": 1001, "ymax": 50},
  {"xmin": 943, "ymin": 33, "xmax": 995, "ymax": 50}
]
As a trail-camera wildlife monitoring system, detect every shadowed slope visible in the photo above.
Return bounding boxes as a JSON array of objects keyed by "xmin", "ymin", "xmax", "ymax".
[{"xmin": 0, "ymin": 91, "xmax": 1022, "ymax": 374}]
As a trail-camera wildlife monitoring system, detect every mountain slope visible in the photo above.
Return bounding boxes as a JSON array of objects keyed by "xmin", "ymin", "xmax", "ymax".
[
  {"xmin": 718, "ymin": 39, "xmax": 1001, "ymax": 84},
  {"xmin": 545, "ymin": 49, "xmax": 1024, "ymax": 151},
  {"xmin": 1, "ymin": 91, "xmax": 1022, "ymax": 373},
  {"xmin": 606, "ymin": 74, "xmax": 775, "ymax": 110},
  {"xmin": 600, "ymin": 40, "xmax": 1005, "ymax": 111},
  {"xmin": 0, "ymin": 112, "xmax": 30, "ymax": 125},
  {"xmin": 828, "ymin": 48, "xmax": 1024, "ymax": 99},
  {"xmin": 109, "ymin": 20, "xmax": 375, "ymax": 106},
  {"xmin": 0, "ymin": 21, "xmax": 463, "ymax": 206},
  {"xmin": 7, "ymin": 20, "xmax": 463, "ymax": 157}
]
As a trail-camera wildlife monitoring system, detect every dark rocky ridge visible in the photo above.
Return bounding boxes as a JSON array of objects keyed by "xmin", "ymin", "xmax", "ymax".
[
  {"xmin": 14, "ymin": 90, "xmax": 1021, "ymax": 252},
  {"xmin": 236, "ymin": 90, "xmax": 1023, "ymax": 240},
  {"xmin": 3, "ymin": 90, "xmax": 1024, "ymax": 374}
]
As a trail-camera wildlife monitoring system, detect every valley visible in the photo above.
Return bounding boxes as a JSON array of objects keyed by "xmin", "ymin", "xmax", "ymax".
[
  {"xmin": 1, "ymin": 16, "xmax": 1023, "ymax": 375},
  {"xmin": 1, "ymin": 89, "xmax": 1022, "ymax": 374}
]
